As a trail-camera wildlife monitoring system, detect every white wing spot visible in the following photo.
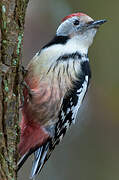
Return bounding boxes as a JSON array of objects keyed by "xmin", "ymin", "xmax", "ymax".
[
  {"xmin": 64, "ymin": 121, "xmax": 70, "ymax": 130},
  {"xmin": 59, "ymin": 134, "xmax": 64, "ymax": 141},
  {"xmin": 61, "ymin": 111, "xmax": 65, "ymax": 120},
  {"xmin": 66, "ymin": 108, "xmax": 71, "ymax": 114},
  {"xmin": 72, "ymin": 75, "xmax": 88, "ymax": 124}
]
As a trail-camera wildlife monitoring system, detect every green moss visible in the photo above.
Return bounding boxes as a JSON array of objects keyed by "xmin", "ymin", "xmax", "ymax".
[
  {"xmin": 10, "ymin": 178, "xmax": 15, "ymax": 180},
  {"xmin": 2, "ymin": 5, "xmax": 7, "ymax": 30},
  {"xmin": 3, "ymin": 21, "xmax": 6, "ymax": 29},
  {"xmin": 17, "ymin": 33, "xmax": 23, "ymax": 55},
  {"xmin": 12, "ymin": 93, "xmax": 16, "ymax": 97},
  {"xmin": 2, "ymin": 5, "xmax": 6, "ymax": 13},
  {"xmin": 14, "ymin": 124, "xmax": 19, "ymax": 136},
  {"xmin": 0, "ymin": 132, "xmax": 3, "ymax": 136},
  {"xmin": 2, "ymin": 40, "xmax": 7, "ymax": 44},
  {"xmin": 12, "ymin": 59, "xmax": 18, "ymax": 66},
  {"xmin": 4, "ymin": 80, "xmax": 9, "ymax": 92},
  {"xmin": 5, "ymin": 97, "xmax": 8, "ymax": 102}
]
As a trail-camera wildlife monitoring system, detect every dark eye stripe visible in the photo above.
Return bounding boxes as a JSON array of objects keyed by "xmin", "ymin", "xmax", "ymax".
[{"xmin": 73, "ymin": 20, "xmax": 80, "ymax": 25}]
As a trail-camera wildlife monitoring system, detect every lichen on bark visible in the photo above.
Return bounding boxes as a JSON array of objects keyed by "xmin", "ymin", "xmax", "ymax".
[{"xmin": 0, "ymin": 0, "xmax": 29, "ymax": 179}]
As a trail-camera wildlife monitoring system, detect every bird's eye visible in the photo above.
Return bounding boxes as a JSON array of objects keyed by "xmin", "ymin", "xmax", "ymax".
[{"xmin": 73, "ymin": 20, "xmax": 80, "ymax": 25}]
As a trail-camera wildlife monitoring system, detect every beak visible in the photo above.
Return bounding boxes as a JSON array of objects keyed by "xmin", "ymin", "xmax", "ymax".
[{"xmin": 87, "ymin": 19, "xmax": 107, "ymax": 29}]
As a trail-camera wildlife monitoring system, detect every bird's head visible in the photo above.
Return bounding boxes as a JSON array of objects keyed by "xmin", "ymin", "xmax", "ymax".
[{"xmin": 56, "ymin": 12, "xmax": 106, "ymax": 48}]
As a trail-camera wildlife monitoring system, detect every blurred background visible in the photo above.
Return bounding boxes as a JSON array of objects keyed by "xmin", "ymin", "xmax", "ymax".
[{"xmin": 18, "ymin": 0, "xmax": 119, "ymax": 179}]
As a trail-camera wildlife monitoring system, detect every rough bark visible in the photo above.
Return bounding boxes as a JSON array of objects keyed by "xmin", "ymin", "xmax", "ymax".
[{"xmin": 0, "ymin": 0, "xmax": 29, "ymax": 179}]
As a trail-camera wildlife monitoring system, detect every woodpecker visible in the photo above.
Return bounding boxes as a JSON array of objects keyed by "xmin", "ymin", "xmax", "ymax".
[{"xmin": 18, "ymin": 12, "xmax": 106, "ymax": 179}]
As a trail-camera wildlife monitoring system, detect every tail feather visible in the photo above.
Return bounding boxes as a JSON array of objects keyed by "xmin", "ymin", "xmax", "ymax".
[
  {"xmin": 17, "ymin": 141, "xmax": 51, "ymax": 179},
  {"xmin": 17, "ymin": 147, "xmax": 38, "ymax": 172},
  {"xmin": 30, "ymin": 141, "xmax": 50, "ymax": 179}
]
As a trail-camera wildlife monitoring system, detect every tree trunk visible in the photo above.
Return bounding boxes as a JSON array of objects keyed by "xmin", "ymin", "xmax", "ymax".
[{"xmin": 0, "ymin": 0, "xmax": 29, "ymax": 179}]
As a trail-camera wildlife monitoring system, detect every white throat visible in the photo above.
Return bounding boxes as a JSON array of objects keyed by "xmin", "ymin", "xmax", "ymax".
[
  {"xmin": 66, "ymin": 35, "xmax": 89, "ymax": 55},
  {"xmin": 68, "ymin": 29, "xmax": 97, "ymax": 54}
]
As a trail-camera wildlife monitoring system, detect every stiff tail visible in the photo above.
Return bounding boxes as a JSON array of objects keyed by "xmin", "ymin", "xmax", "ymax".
[
  {"xmin": 30, "ymin": 141, "xmax": 51, "ymax": 179},
  {"xmin": 17, "ymin": 147, "xmax": 37, "ymax": 172},
  {"xmin": 17, "ymin": 139, "xmax": 52, "ymax": 179}
]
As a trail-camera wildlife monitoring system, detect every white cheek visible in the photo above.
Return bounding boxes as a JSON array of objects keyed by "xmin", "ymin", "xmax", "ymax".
[
  {"xmin": 79, "ymin": 28, "xmax": 97, "ymax": 48},
  {"xmin": 86, "ymin": 29, "xmax": 97, "ymax": 45}
]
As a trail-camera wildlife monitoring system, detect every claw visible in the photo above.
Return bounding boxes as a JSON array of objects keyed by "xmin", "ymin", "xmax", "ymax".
[
  {"xmin": 20, "ymin": 81, "xmax": 33, "ymax": 107},
  {"xmin": 21, "ymin": 66, "xmax": 28, "ymax": 77}
]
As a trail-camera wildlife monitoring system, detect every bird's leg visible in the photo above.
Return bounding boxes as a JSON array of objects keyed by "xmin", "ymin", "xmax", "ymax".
[
  {"xmin": 21, "ymin": 65, "xmax": 28, "ymax": 77},
  {"xmin": 19, "ymin": 81, "xmax": 33, "ymax": 109},
  {"xmin": 19, "ymin": 66, "xmax": 32, "ymax": 108},
  {"xmin": 19, "ymin": 81, "xmax": 25, "ymax": 109}
]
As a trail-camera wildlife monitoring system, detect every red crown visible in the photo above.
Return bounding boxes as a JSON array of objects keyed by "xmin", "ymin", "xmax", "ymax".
[{"xmin": 62, "ymin": 12, "xmax": 87, "ymax": 22}]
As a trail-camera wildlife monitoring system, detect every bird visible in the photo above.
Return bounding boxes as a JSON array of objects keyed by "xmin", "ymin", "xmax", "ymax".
[{"xmin": 18, "ymin": 12, "xmax": 106, "ymax": 179}]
